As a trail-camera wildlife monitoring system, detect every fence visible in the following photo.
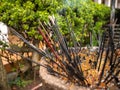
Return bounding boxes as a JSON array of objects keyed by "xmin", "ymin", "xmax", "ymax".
[{"xmin": 104, "ymin": 24, "xmax": 120, "ymax": 48}]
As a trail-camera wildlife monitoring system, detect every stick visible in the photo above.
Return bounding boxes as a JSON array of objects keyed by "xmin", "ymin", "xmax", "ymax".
[
  {"xmin": 96, "ymin": 32, "xmax": 106, "ymax": 71},
  {"xmin": 9, "ymin": 27, "xmax": 50, "ymax": 58},
  {"xmin": 97, "ymin": 47, "xmax": 110, "ymax": 85}
]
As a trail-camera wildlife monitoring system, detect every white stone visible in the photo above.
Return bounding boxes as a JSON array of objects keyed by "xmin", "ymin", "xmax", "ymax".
[{"xmin": 0, "ymin": 22, "xmax": 9, "ymax": 48}]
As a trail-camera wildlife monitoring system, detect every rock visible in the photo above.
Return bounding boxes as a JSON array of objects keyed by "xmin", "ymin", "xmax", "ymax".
[{"xmin": 7, "ymin": 71, "xmax": 18, "ymax": 82}]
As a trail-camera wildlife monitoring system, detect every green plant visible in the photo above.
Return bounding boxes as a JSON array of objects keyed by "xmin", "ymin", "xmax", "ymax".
[
  {"xmin": 56, "ymin": 0, "xmax": 110, "ymax": 45},
  {"xmin": 0, "ymin": 0, "xmax": 110, "ymax": 46},
  {"xmin": 0, "ymin": 0, "xmax": 62, "ymax": 40},
  {"xmin": 9, "ymin": 77, "xmax": 32, "ymax": 87},
  {"xmin": 0, "ymin": 41, "xmax": 9, "ymax": 50}
]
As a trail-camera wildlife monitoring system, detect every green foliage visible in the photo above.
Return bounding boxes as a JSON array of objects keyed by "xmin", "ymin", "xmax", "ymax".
[
  {"xmin": 9, "ymin": 77, "xmax": 32, "ymax": 87},
  {"xmin": 57, "ymin": 0, "xmax": 110, "ymax": 44},
  {"xmin": 0, "ymin": 41, "xmax": 9, "ymax": 50},
  {"xmin": 0, "ymin": 0, "xmax": 110, "ymax": 44},
  {"xmin": 0, "ymin": 0, "xmax": 62, "ymax": 39}
]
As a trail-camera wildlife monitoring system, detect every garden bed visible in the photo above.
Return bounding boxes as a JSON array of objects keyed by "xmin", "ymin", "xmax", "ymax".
[
  {"xmin": 39, "ymin": 57, "xmax": 90, "ymax": 90},
  {"xmin": 39, "ymin": 47, "xmax": 120, "ymax": 90}
]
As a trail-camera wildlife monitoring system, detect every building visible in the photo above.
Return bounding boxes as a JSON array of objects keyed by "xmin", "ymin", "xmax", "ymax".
[{"xmin": 93, "ymin": 0, "xmax": 120, "ymax": 8}]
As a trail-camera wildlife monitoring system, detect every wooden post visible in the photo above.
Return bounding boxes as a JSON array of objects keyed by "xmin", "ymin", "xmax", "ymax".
[
  {"xmin": 109, "ymin": 0, "xmax": 116, "ymax": 39},
  {"xmin": 110, "ymin": 0, "xmax": 116, "ymax": 24}
]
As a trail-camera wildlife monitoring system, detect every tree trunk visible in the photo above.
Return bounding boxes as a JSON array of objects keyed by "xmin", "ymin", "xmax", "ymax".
[
  {"xmin": 0, "ymin": 57, "xmax": 11, "ymax": 90},
  {"xmin": 89, "ymin": 32, "xmax": 92, "ymax": 47},
  {"xmin": 32, "ymin": 39, "xmax": 40, "ymax": 80},
  {"xmin": 32, "ymin": 39, "xmax": 40, "ymax": 67}
]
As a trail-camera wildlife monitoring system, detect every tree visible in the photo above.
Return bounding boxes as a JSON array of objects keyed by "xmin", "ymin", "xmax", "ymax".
[
  {"xmin": 0, "ymin": 57, "xmax": 11, "ymax": 90},
  {"xmin": 0, "ymin": 0, "xmax": 61, "ymax": 37},
  {"xmin": 0, "ymin": 0, "xmax": 110, "ymax": 45},
  {"xmin": 57, "ymin": 0, "xmax": 110, "ymax": 46}
]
